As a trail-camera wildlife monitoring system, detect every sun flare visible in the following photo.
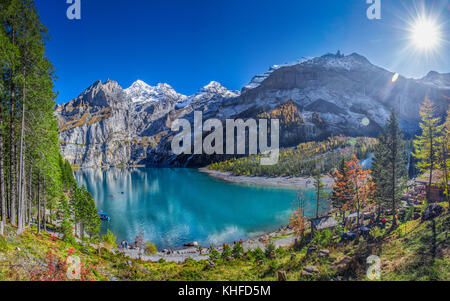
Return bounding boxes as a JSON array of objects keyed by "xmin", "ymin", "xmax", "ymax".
[{"xmin": 410, "ymin": 17, "xmax": 441, "ymax": 51}]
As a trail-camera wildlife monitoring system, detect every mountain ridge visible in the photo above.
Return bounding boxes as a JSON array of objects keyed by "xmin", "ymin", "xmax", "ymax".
[{"xmin": 55, "ymin": 52, "xmax": 449, "ymax": 168}]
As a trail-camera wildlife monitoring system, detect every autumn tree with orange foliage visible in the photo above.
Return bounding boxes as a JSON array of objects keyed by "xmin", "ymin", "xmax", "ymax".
[
  {"xmin": 346, "ymin": 154, "xmax": 375, "ymax": 228},
  {"xmin": 330, "ymin": 158, "xmax": 353, "ymax": 227},
  {"xmin": 290, "ymin": 193, "xmax": 308, "ymax": 241}
]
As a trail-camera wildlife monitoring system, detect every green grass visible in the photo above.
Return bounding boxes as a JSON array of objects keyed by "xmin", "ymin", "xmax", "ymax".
[{"xmin": 0, "ymin": 208, "xmax": 448, "ymax": 281}]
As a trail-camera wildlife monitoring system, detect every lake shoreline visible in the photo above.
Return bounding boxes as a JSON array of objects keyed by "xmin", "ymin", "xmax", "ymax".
[
  {"xmin": 121, "ymin": 224, "xmax": 298, "ymax": 263},
  {"xmin": 198, "ymin": 167, "xmax": 334, "ymax": 190}
]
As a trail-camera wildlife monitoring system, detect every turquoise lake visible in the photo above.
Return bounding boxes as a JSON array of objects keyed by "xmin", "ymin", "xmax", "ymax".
[{"xmin": 75, "ymin": 168, "xmax": 329, "ymax": 249}]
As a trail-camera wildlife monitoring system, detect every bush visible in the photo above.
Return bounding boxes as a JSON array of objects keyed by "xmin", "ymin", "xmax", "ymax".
[
  {"xmin": 275, "ymin": 246, "xmax": 287, "ymax": 257},
  {"xmin": 370, "ymin": 226, "xmax": 384, "ymax": 239},
  {"xmin": 310, "ymin": 229, "xmax": 334, "ymax": 248},
  {"xmin": 334, "ymin": 225, "xmax": 345, "ymax": 237},
  {"xmin": 404, "ymin": 207, "xmax": 414, "ymax": 222},
  {"xmin": 0, "ymin": 235, "xmax": 7, "ymax": 252},
  {"xmin": 209, "ymin": 248, "xmax": 220, "ymax": 261},
  {"xmin": 232, "ymin": 243, "xmax": 244, "ymax": 259},
  {"xmin": 102, "ymin": 229, "xmax": 117, "ymax": 249},
  {"xmin": 251, "ymin": 247, "xmax": 265, "ymax": 262},
  {"xmin": 265, "ymin": 243, "xmax": 276, "ymax": 258},
  {"xmin": 61, "ymin": 220, "xmax": 75, "ymax": 244},
  {"xmin": 222, "ymin": 245, "xmax": 232, "ymax": 259},
  {"xmin": 144, "ymin": 241, "xmax": 158, "ymax": 255},
  {"xmin": 267, "ymin": 260, "xmax": 278, "ymax": 274}
]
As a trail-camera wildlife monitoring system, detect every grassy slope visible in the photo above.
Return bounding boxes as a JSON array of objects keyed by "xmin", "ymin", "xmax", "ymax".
[{"xmin": 0, "ymin": 208, "xmax": 448, "ymax": 281}]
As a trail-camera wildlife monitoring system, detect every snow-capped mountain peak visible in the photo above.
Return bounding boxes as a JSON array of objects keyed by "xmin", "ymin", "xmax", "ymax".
[
  {"xmin": 200, "ymin": 81, "xmax": 239, "ymax": 95},
  {"xmin": 175, "ymin": 81, "xmax": 240, "ymax": 109},
  {"xmin": 244, "ymin": 57, "xmax": 314, "ymax": 91},
  {"xmin": 202, "ymin": 81, "xmax": 225, "ymax": 90},
  {"xmin": 124, "ymin": 80, "xmax": 187, "ymax": 103},
  {"xmin": 419, "ymin": 71, "xmax": 450, "ymax": 89},
  {"xmin": 243, "ymin": 53, "xmax": 374, "ymax": 91}
]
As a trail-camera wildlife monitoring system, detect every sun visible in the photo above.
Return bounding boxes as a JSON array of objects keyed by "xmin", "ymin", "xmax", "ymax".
[{"xmin": 410, "ymin": 17, "xmax": 441, "ymax": 51}]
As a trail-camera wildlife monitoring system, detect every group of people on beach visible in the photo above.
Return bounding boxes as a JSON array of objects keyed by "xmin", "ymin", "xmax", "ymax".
[{"xmin": 120, "ymin": 240, "xmax": 140, "ymax": 250}]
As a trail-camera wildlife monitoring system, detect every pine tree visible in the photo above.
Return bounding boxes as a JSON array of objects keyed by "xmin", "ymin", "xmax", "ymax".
[
  {"xmin": 371, "ymin": 133, "xmax": 388, "ymax": 219},
  {"xmin": 413, "ymin": 98, "xmax": 444, "ymax": 202},
  {"xmin": 1, "ymin": 0, "xmax": 21, "ymax": 228},
  {"xmin": 372, "ymin": 110, "xmax": 407, "ymax": 226},
  {"xmin": 0, "ymin": 0, "xmax": 66, "ymax": 235},
  {"xmin": 0, "ymin": 27, "xmax": 14, "ymax": 235},
  {"xmin": 82, "ymin": 187, "xmax": 100, "ymax": 238},
  {"xmin": 60, "ymin": 195, "xmax": 75, "ymax": 243},
  {"xmin": 438, "ymin": 106, "xmax": 450, "ymax": 205},
  {"xmin": 313, "ymin": 169, "xmax": 328, "ymax": 219}
]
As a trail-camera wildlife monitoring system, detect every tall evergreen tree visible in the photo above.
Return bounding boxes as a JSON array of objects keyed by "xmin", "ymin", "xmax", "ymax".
[
  {"xmin": 371, "ymin": 133, "xmax": 388, "ymax": 219},
  {"xmin": 0, "ymin": 0, "xmax": 76, "ymax": 236},
  {"xmin": 372, "ymin": 110, "xmax": 407, "ymax": 226},
  {"xmin": 313, "ymin": 170, "xmax": 328, "ymax": 219},
  {"xmin": 0, "ymin": 28, "xmax": 15, "ymax": 235},
  {"xmin": 1, "ymin": 0, "xmax": 22, "ymax": 227},
  {"xmin": 438, "ymin": 106, "xmax": 450, "ymax": 205},
  {"xmin": 412, "ymin": 98, "xmax": 444, "ymax": 202}
]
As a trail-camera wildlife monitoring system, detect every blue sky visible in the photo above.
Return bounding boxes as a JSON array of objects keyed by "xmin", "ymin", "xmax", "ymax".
[{"xmin": 35, "ymin": 0, "xmax": 450, "ymax": 104}]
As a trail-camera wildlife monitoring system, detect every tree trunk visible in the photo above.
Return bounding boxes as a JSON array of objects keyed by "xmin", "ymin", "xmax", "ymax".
[
  {"xmin": 17, "ymin": 80, "xmax": 26, "ymax": 235},
  {"xmin": 427, "ymin": 133, "xmax": 434, "ymax": 203},
  {"xmin": 18, "ymin": 150, "xmax": 25, "ymax": 234},
  {"xmin": 9, "ymin": 26, "xmax": 16, "ymax": 227},
  {"xmin": 442, "ymin": 143, "xmax": 449, "ymax": 206},
  {"xmin": 37, "ymin": 170, "xmax": 40, "ymax": 235},
  {"xmin": 392, "ymin": 158, "xmax": 397, "ymax": 227},
  {"xmin": 0, "ymin": 115, "xmax": 5, "ymax": 236},
  {"xmin": 9, "ymin": 88, "xmax": 16, "ymax": 226},
  {"xmin": 342, "ymin": 210, "xmax": 347, "ymax": 229},
  {"xmin": 27, "ymin": 164, "xmax": 32, "ymax": 227},
  {"xmin": 42, "ymin": 177, "xmax": 46, "ymax": 232},
  {"xmin": 316, "ymin": 186, "xmax": 320, "ymax": 219},
  {"xmin": 355, "ymin": 180, "xmax": 360, "ymax": 229}
]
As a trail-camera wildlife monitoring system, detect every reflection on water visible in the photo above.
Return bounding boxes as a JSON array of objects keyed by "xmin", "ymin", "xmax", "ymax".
[{"xmin": 75, "ymin": 168, "xmax": 328, "ymax": 249}]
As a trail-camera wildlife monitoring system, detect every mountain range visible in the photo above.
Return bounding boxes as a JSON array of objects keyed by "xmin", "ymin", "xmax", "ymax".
[{"xmin": 55, "ymin": 52, "xmax": 450, "ymax": 168}]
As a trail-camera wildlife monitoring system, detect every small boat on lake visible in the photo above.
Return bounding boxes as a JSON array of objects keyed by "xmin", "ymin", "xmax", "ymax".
[{"xmin": 98, "ymin": 211, "xmax": 111, "ymax": 222}]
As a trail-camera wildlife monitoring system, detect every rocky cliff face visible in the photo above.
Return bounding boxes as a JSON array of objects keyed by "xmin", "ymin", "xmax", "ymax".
[
  {"xmin": 56, "ymin": 78, "xmax": 240, "ymax": 167},
  {"xmin": 56, "ymin": 53, "xmax": 449, "ymax": 167}
]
